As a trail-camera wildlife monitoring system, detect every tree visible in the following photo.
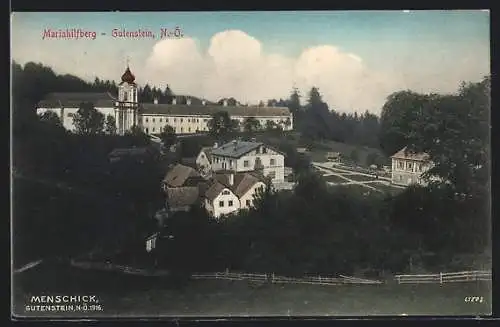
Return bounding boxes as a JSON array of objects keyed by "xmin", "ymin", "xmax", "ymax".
[
  {"xmin": 379, "ymin": 91, "xmax": 433, "ymax": 156},
  {"xmin": 349, "ymin": 149, "xmax": 360, "ymax": 164},
  {"xmin": 284, "ymin": 117, "xmax": 292, "ymax": 131},
  {"xmin": 288, "ymin": 87, "xmax": 301, "ymax": 114},
  {"xmin": 265, "ymin": 120, "xmax": 277, "ymax": 131},
  {"xmin": 208, "ymin": 111, "xmax": 237, "ymax": 138},
  {"xmin": 104, "ymin": 115, "xmax": 117, "ymax": 135},
  {"xmin": 159, "ymin": 125, "xmax": 177, "ymax": 148},
  {"xmin": 302, "ymin": 87, "xmax": 332, "ymax": 140},
  {"xmin": 73, "ymin": 102, "xmax": 105, "ymax": 135},
  {"xmin": 141, "ymin": 84, "xmax": 153, "ymax": 103},
  {"xmin": 39, "ymin": 111, "xmax": 63, "ymax": 128},
  {"xmin": 366, "ymin": 152, "xmax": 379, "ymax": 167},
  {"xmin": 243, "ymin": 117, "xmax": 261, "ymax": 133},
  {"xmin": 125, "ymin": 125, "xmax": 150, "ymax": 145},
  {"xmin": 404, "ymin": 77, "xmax": 490, "ymax": 196}
]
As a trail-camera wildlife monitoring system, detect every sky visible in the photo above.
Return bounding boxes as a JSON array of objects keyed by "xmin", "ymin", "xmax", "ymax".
[{"xmin": 11, "ymin": 11, "xmax": 490, "ymax": 114}]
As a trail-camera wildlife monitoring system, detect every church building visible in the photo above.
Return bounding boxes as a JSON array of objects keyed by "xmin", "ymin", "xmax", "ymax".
[{"xmin": 36, "ymin": 66, "xmax": 294, "ymax": 135}]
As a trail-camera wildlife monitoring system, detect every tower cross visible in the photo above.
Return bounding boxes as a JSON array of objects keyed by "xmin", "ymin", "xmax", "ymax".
[{"xmin": 126, "ymin": 56, "xmax": 130, "ymax": 68}]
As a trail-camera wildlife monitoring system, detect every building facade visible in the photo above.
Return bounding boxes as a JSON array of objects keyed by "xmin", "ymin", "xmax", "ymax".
[
  {"xmin": 391, "ymin": 146, "xmax": 432, "ymax": 186},
  {"xmin": 37, "ymin": 66, "xmax": 293, "ymax": 136},
  {"xmin": 203, "ymin": 171, "xmax": 265, "ymax": 219},
  {"xmin": 210, "ymin": 140, "xmax": 285, "ymax": 183}
]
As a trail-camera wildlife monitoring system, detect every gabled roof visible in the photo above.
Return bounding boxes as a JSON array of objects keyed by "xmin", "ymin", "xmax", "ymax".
[
  {"xmin": 180, "ymin": 157, "xmax": 197, "ymax": 168},
  {"xmin": 205, "ymin": 172, "xmax": 265, "ymax": 201},
  {"xmin": 38, "ymin": 92, "xmax": 117, "ymax": 108},
  {"xmin": 163, "ymin": 164, "xmax": 201, "ymax": 187},
  {"xmin": 204, "ymin": 181, "xmax": 228, "ymax": 201},
  {"xmin": 391, "ymin": 146, "xmax": 430, "ymax": 161},
  {"xmin": 211, "ymin": 140, "xmax": 284, "ymax": 158},
  {"xmin": 140, "ymin": 103, "xmax": 290, "ymax": 117},
  {"xmin": 211, "ymin": 140, "xmax": 262, "ymax": 158},
  {"xmin": 166, "ymin": 187, "xmax": 199, "ymax": 208},
  {"xmin": 199, "ymin": 147, "xmax": 213, "ymax": 162}
]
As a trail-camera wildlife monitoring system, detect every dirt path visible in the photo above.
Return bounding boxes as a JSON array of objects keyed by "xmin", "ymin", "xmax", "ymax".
[{"xmin": 313, "ymin": 164, "xmax": 380, "ymax": 191}]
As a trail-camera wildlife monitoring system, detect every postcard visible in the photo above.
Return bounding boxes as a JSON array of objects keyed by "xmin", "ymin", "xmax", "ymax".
[{"xmin": 11, "ymin": 10, "xmax": 491, "ymax": 319}]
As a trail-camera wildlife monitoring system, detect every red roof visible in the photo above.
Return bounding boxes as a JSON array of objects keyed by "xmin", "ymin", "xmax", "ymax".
[{"xmin": 121, "ymin": 66, "xmax": 136, "ymax": 84}]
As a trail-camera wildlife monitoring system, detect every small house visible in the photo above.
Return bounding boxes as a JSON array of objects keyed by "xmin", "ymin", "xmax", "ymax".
[
  {"xmin": 204, "ymin": 171, "xmax": 266, "ymax": 219},
  {"xmin": 326, "ymin": 152, "xmax": 341, "ymax": 162},
  {"xmin": 390, "ymin": 146, "xmax": 431, "ymax": 186}
]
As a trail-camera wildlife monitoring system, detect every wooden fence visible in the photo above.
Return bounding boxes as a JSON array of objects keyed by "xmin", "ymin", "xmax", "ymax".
[
  {"xmin": 190, "ymin": 271, "xmax": 383, "ymax": 286},
  {"xmin": 395, "ymin": 270, "xmax": 491, "ymax": 284}
]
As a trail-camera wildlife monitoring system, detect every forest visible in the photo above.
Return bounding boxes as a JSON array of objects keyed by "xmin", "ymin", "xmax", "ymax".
[{"xmin": 12, "ymin": 61, "xmax": 491, "ymax": 278}]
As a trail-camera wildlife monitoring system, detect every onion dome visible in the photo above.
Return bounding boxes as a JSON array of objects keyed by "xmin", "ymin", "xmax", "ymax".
[{"xmin": 121, "ymin": 66, "xmax": 135, "ymax": 84}]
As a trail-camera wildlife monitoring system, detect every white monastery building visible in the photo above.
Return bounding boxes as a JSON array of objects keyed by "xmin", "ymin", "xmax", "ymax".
[
  {"xmin": 36, "ymin": 65, "xmax": 293, "ymax": 135},
  {"xmin": 390, "ymin": 146, "xmax": 432, "ymax": 186}
]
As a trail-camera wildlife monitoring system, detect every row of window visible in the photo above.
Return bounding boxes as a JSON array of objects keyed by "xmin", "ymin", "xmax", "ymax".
[
  {"xmin": 396, "ymin": 160, "xmax": 423, "ymax": 172},
  {"xmin": 219, "ymin": 199, "xmax": 252, "ymax": 207},
  {"xmin": 144, "ymin": 117, "xmax": 209, "ymax": 123},
  {"xmin": 214, "ymin": 157, "xmax": 276, "ymax": 166},
  {"xmin": 145, "ymin": 126, "xmax": 208, "ymax": 134}
]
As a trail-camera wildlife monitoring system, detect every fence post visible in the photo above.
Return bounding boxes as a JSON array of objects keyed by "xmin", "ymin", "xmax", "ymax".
[{"xmin": 439, "ymin": 272, "xmax": 443, "ymax": 285}]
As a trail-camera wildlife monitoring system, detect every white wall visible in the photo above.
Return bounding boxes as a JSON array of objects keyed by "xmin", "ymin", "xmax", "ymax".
[
  {"xmin": 212, "ymin": 145, "xmax": 285, "ymax": 183},
  {"xmin": 211, "ymin": 188, "xmax": 240, "ymax": 218},
  {"xmin": 141, "ymin": 114, "xmax": 211, "ymax": 134},
  {"xmin": 239, "ymin": 182, "xmax": 266, "ymax": 210},
  {"xmin": 391, "ymin": 158, "xmax": 431, "ymax": 186},
  {"xmin": 232, "ymin": 114, "xmax": 293, "ymax": 131},
  {"xmin": 196, "ymin": 150, "xmax": 212, "ymax": 170},
  {"xmin": 37, "ymin": 106, "xmax": 293, "ymax": 135},
  {"xmin": 37, "ymin": 107, "xmax": 118, "ymax": 132}
]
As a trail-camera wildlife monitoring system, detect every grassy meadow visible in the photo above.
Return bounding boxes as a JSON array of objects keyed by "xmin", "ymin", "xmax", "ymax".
[{"xmin": 13, "ymin": 263, "xmax": 491, "ymax": 318}]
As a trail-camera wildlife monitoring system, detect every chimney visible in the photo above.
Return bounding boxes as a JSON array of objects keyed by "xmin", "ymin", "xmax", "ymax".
[
  {"xmin": 153, "ymin": 98, "xmax": 158, "ymax": 104},
  {"xmin": 228, "ymin": 173, "xmax": 234, "ymax": 186},
  {"xmin": 172, "ymin": 97, "xmax": 177, "ymax": 105},
  {"xmin": 187, "ymin": 97, "xmax": 192, "ymax": 105},
  {"xmin": 223, "ymin": 99, "xmax": 228, "ymax": 106}
]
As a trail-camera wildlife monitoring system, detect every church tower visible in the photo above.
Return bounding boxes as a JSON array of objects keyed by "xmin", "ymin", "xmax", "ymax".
[{"xmin": 116, "ymin": 65, "xmax": 139, "ymax": 135}]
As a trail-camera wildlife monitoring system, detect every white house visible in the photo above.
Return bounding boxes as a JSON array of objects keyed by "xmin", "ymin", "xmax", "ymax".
[
  {"xmin": 391, "ymin": 146, "xmax": 432, "ymax": 186},
  {"xmin": 146, "ymin": 232, "xmax": 159, "ymax": 253},
  {"xmin": 203, "ymin": 171, "xmax": 265, "ymax": 219},
  {"xmin": 37, "ymin": 65, "xmax": 293, "ymax": 136},
  {"xmin": 210, "ymin": 140, "xmax": 285, "ymax": 184},
  {"xmin": 195, "ymin": 146, "xmax": 214, "ymax": 177}
]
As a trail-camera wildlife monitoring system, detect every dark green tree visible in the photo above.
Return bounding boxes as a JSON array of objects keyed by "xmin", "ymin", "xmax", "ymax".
[
  {"xmin": 159, "ymin": 125, "xmax": 177, "ymax": 148},
  {"xmin": 208, "ymin": 111, "xmax": 237, "ymax": 138},
  {"xmin": 73, "ymin": 102, "xmax": 105, "ymax": 135},
  {"xmin": 349, "ymin": 148, "xmax": 360, "ymax": 164},
  {"xmin": 378, "ymin": 91, "xmax": 433, "ymax": 156},
  {"xmin": 39, "ymin": 111, "xmax": 63, "ymax": 128},
  {"xmin": 243, "ymin": 117, "xmax": 261, "ymax": 132},
  {"xmin": 104, "ymin": 115, "xmax": 117, "ymax": 135}
]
